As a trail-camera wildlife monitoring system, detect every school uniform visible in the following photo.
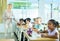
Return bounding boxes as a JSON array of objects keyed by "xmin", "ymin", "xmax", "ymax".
[
  {"xmin": 48, "ymin": 28, "xmax": 59, "ymax": 41},
  {"xmin": 33, "ymin": 24, "xmax": 44, "ymax": 32}
]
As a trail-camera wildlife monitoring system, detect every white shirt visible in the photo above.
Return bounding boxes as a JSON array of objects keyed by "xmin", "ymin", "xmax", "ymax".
[
  {"xmin": 3, "ymin": 10, "xmax": 14, "ymax": 22},
  {"xmin": 26, "ymin": 23, "xmax": 33, "ymax": 28},
  {"xmin": 48, "ymin": 28, "xmax": 59, "ymax": 41}
]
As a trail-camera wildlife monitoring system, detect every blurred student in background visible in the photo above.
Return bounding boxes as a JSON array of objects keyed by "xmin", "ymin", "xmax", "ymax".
[
  {"xmin": 33, "ymin": 18, "xmax": 38, "ymax": 24},
  {"xmin": 32, "ymin": 17, "xmax": 44, "ymax": 33},
  {"xmin": 21, "ymin": 18, "xmax": 32, "ymax": 41},
  {"xmin": 25, "ymin": 18, "xmax": 33, "ymax": 28},
  {"xmin": 17, "ymin": 18, "xmax": 24, "ymax": 26}
]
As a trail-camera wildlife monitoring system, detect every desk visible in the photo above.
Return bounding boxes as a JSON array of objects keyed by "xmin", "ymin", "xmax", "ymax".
[
  {"xmin": 24, "ymin": 32, "xmax": 56, "ymax": 41},
  {"xmin": 16, "ymin": 26, "xmax": 57, "ymax": 41},
  {"xmin": 0, "ymin": 39, "xmax": 15, "ymax": 41}
]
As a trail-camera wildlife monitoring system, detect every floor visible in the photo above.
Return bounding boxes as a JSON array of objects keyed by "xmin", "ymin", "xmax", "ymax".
[
  {"xmin": 0, "ymin": 23, "xmax": 18, "ymax": 41},
  {"xmin": 0, "ymin": 33, "xmax": 18, "ymax": 41}
]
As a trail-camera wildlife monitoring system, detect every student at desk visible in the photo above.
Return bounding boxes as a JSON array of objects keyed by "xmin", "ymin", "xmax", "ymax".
[
  {"xmin": 17, "ymin": 18, "xmax": 25, "ymax": 26},
  {"xmin": 21, "ymin": 18, "xmax": 33, "ymax": 41},
  {"xmin": 25, "ymin": 18, "xmax": 33, "ymax": 28},
  {"xmin": 41, "ymin": 19, "xmax": 59, "ymax": 41},
  {"xmin": 32, "ymin": 17, "xmax": 44, "ymax": 32},
  {"xmin": 17, "ymin": 19, "xmax": 25, "ymax": 41}
]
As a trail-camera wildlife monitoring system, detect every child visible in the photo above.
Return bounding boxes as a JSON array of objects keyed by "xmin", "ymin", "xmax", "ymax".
[
  {"xmin": 37, "ymin": 17, "xmax": 42, "ymax": 24},
  {"xmin": 24, "ymin": 18, "xmax": 33, "ymax": 41},
  {"xmin": 32, "ymin": 17, "xmax": 44, "ymax": 32},
  {"xmin": 25, "ymin": 18, "xmax": 32, "ymax": 28},
  {"xmin": 17, "ymin": 18, "xmax": 24, "ymax": 26},
  {"xmin": 42, "ymin": 19, "xmax": 59, "ymax": 41}
]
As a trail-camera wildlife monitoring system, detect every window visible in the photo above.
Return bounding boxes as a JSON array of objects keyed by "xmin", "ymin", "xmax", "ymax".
[{"xmin": 7, "ymin": 0, "xmax": 39, "ymax": 21}]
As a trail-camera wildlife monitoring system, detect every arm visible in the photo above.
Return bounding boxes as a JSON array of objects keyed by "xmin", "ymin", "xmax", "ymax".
[
  {"xmin": 40, "ymin": 30, "xmax": 48, "ymax": 33},
  {"xmin": 42, "ymin": 32, "xmax": 58, "ymax": 39},
  {"xmin": 47, "ymin": 32, "xmax": 58, "ymax": 39},
  {"xmin": 32, "ymin": 27, "xmax": 38, "ymax": 33}
]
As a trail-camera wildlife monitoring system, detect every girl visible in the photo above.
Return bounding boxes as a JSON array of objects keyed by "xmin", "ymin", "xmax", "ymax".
[
  {"xmin": 42, "ymin": 19, "xmax": 59, "ymax": 41},
  {"xmin": 25, "ymin": 18, "xmax": 32, "ymax": 28},
  {"xmin": 32, "ymin": 17, "xmax": 43, "ymax": 32},
  {"xmin": 17, "ymin": 18, "xmax": 24, "ymax": 26}
]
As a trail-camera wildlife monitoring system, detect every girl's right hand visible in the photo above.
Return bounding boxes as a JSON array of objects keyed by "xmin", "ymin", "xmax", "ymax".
[{"xmin": 41, "ymin": 33, "xmax": 48, "ymax": 37}]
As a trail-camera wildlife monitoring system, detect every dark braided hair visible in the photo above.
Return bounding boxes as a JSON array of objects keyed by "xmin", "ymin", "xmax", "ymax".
[{"xmin": 49, "ymin": 19, "xmax": 59, "ymax": 27}]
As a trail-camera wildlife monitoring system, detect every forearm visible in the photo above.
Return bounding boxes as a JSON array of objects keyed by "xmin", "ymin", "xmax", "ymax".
[
  {"xmin": 47, "ymin": 35, "xmax": 58, "ymax": 39},
  {"xmin": 40, "ymin": 30, "xmax": 48, "ymax": 33}
]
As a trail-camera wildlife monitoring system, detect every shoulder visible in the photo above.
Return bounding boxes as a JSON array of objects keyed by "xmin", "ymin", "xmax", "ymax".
[{"xmin": 54, "ymin": 28, "xmax": 58, "ymax": 32}]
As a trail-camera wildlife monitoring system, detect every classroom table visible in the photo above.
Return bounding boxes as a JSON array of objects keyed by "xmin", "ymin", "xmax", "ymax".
[
  {"xmin": 16, "ymin": 25, "xmax": 57, "ymax": 41},
  {"xmin": 24, "ymin": 32, "xmax": 57, "ymax": 41}
]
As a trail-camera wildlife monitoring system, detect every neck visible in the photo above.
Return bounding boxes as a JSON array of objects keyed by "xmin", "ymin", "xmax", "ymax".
[
  {"xmin": 51, "ymin": 28, "xmax": 55, "ymax": 32},
  {"xmin": 7, "ymin": 8, "xmax": 11, "ymax": 10}
]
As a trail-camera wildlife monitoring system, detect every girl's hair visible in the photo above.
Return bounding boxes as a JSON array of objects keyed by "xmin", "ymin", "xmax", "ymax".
[
  {"xmin": 37, "ymin": 17, "xmax": 42, "ymax": 19},
  {"xmin": 24, "ymin": 19, "xmax": 26, "ymax": 24},
  {"xmin": 49, "ymin": 19, "xmax": 59, "ymax": 27},
  {"xmin": 19, "ymin": 18, "xmax": 24, "ymax": 21},
  {"xmin": 26, "ymin": 18, "xmax": 31, "ymax": 22},
  {"xmin": 33, "ymin": 18, "xmax": 37, "ymax": 21}
]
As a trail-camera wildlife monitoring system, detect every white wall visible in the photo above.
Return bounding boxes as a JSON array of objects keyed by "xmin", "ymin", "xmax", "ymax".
[
  {"xmin": 7, "ymin": 0, "xmax": 39, "ymax": 22},
  {"xmin": 7, "ymin": 0, "xmax": 60, "ymax": 23}
]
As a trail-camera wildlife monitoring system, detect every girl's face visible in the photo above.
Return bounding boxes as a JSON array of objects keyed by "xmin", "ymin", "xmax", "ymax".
[
  {"xmin": 26, "ymin": 20, "xmax": 30, "ymax": 24},
  {"xmin": 48, "ymin": 21, "xmax": 55, "ymax": 30},
  {"xmin": 20, "ymin": 20, "xmax": 24, "ymax": 24}
]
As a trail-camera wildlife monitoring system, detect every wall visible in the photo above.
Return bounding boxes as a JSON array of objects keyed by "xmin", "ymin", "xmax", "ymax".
[{"xmin": 0, "ymin": 0, "xmax": 7, "ymax": 23}]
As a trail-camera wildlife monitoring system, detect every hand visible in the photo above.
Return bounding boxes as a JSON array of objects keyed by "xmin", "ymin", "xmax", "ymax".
[
  {"xmin": 33, "ymin": 29, "xmax": 38, "ymax": 32},
  {"xmin": 41, "ymin": 33, "xmax": 48, "ymax": 37}
]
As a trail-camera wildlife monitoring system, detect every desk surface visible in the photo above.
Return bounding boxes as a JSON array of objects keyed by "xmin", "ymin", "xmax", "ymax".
[
  {"xmin": 0, "ymin": 39, "xmax": 15, "ymax": 41},
  {"xmin": 24, "ymin": 32, "xmax": 56, "ymax": 41},
  {"xmin": 17, "ymin": 26, "xmax": 57, "ymax": 41}
]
